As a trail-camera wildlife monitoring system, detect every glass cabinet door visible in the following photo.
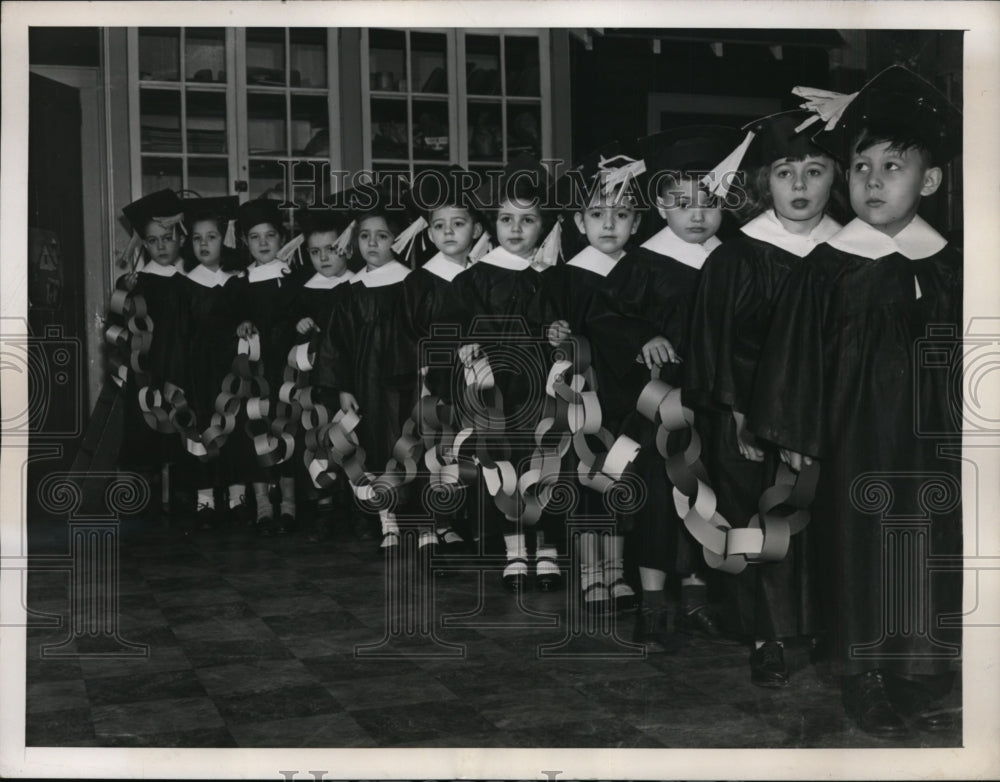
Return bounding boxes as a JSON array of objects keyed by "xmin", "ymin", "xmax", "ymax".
[
  {"xmin": 132, "ymin": 27, "xmax": 233, "ymax": 198},
  {"xmin": 238, "ymin": 28, "xmax": 336, "ymax": 205},
  {"xmin": 364, "ymin": 28, "xmax": 453, "ymax": 179}
]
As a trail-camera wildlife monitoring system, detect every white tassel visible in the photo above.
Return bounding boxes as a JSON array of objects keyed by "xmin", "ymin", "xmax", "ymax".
[
  {"xmin": 223, "ymin": 218, "xmax": 236, "ymax": 249},
  {"xmin": 700, "ymin": 129, "xmax": 756, "ymax": 199},
  {"xmin": 596, "ymin": 154, "xmax": 646, "ymax": 197},
  {"xmin": 791, "ymin": 87, "xmax": 860, "ymax": 132},
  {"xmin": 391, "ymin": 216, "xmax": 428, "ymax": 255},
  {"xmin": 333, "ymin": 219, "xmax": 356, "ymax": 257},
  {"xmin": 469, "ymin": 231, "xmax": 492, "ymax": 263},
  {"xmin": 533, "ymin": 218, "xmax": 562, "ymax": 269},
  {"xmin": 276, "ymin": 233, "xmax": 305, "ymax": 264},
  {"xmin": 121, "ymin": 232, "xmax": 144, "ymax": 271}
]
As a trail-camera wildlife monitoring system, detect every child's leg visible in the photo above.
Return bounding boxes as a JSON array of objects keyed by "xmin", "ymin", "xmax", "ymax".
[
  {"xmin": 277, "ymin": 459, "xmax": 296, "ymax": 534},
  {"xmin": 502, "ymin": 520, "xmax": 528, "ymax": 592},
  {"xmin": 602, "ymin": 532, "xmax": 636, "ymax": 611},
  {"xmin": 533, "ymin": 524, "xmax": 562, "ymax": 592},
  {"xmin": 577, "ymin": 529, "xmax": 607, "ymax": 610}
]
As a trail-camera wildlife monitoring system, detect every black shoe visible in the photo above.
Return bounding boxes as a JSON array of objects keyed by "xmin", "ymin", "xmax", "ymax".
[
  {"xmin": 749, "ymin": 641, "xmax": 789, "ymax": 688},
  {"xmin": 350, "ymin": 514, "xmax": 375, "ymax": 542},
  {"xmin": 676, "ymin": 605, "xmax": 725, "ymax": 639},
  {"xmin": 502, "ymin": 558, "xmax": 529, "ymax": 593},
  {"xmin": 843, "ymin": 670, "xmax": 910, "ymax": 738},
  {"xmin": 884, "ymin": 674, "xmax": 958, "ymax": 733},
  {"xmin": 227, "ymin": 501, "xmax": 252, "ymax": 528},
  {"xmin": 608, "ymin": 578, "xmax": 637, "ymax": 613},
  {"xmin": 581, "ymin": 582, "xmax": 610, "ymax": 613},
  {"xmin": 534, "ymin": 556, "xmax": 562, "ymax": 592},
  {"xmin": 256, "ymin": 516, "xmax": 277, "ymax": 537},
  {"xmin": 277, "ymin": 513, "xmax": 295, "ymax": 535},
  {"xmin": 634, "ymin": 607, "xmax": 684, "ymax": 654},
  {"xmin": 196, "ymin": 504, "xmax": 217, "ymax": 531},
  {"xmin": 436, "ymin": 527, "xmax": 465, "ymax": 555}
]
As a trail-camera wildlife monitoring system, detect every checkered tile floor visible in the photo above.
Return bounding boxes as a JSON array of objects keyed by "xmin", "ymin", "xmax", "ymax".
[{"xmin": 22, "ymin": 514, "xmax": 961, "ymax": 748}]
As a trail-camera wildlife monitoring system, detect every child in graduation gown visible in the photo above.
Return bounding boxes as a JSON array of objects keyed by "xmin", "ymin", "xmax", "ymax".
[
  {"xmin": 394, "ymin": 166, "xmax": 486, "ymax": 553},
  {"xmin": 286, "ymin": 206, "xmax": 356, "ymax": 539},
  {"xmin": 686, "ymin": 112, "xmax": 843, "ymax": 684},
  {"xmin": 750, "ymin": 66, "xmax": 963, "ymax": 737},
  {"xmin": 232, "ymin": 198, "xmax": 302, "ymax": 536},
  {"xmin": 177, "ymin": 195, "xmax": 248, "ymax": 531},
  {"xmin": 451, "ymin": 154, "xmax": 563, "ymax": 592},
  {"xmin": 315, "ymin": 186, "xmax": 417, "ymax": 547},
  {"xmin": 113, "ymin": 189, "xmax": 189, "ymax": 524},
  {"xmin": 624, "ymin": 126, "xmax": 740, "ymax": 650},
  {"xmin": 542, "ymin": 142, "xmax": 672, "ymax": 614}
]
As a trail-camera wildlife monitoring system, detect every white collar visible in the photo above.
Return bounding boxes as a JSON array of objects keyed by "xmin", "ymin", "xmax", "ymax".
[
  {"xmin": 641, "ymin": 225, "xmax": 721, "ymax": 269},
  {"xmin": 186, "ymin": 264, "xmax": 236, "ymax": 287},
  {"xmin": 478, "ymin": 245, "xmax": 532, "ymax": 272},
  {"xmin": 566, "ymin": 245, "xmax": 622, "ymax": 278},
  {"xmin": 304, "ymin": 270, "xmax": 355, "ymax": 289},
  {"xmin": 827, "ymin": 216, "xmax": 947, "ymax": 261},
  {"xmin": 247, "ymin": 260, "xmax": 290, "ymax": 283},
  {"xmin": 140, "ymin": 261, "xmax": 182, "ymax": 278},
  {"xmin": 740, "ymin": 210, "xmax": 842, "ymax": 258},
  {"xmin": 422, "ymin": 252, "xmax": 468, "ymax": 282},
  {"xmin": 353, "ymin": 260, "xmax": 411, "ymax": 288}
]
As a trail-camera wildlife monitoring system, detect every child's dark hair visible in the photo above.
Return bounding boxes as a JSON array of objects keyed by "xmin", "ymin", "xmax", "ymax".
[
  {"xmin": 239, "ymin": 218, "xmax": 285, "ymax": 267},
  {"xmin": 740, "ymin": 152, "xmax": 849, "ymax": 224},
  {"xmin": 180, "ymin": 213, "xmax": 243, "ymax": 273},
  {"xmin": 851, "ymin": 122, "xmax": 938, "ymax": 169},
  {"xmin": 488, "ymin": 192, "xmax": 556, "ymax": 241}
]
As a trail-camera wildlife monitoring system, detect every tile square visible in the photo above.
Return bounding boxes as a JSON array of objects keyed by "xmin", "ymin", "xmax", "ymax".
[
  {"xmin": 195, "ymin": 658, "xmax": 318, "ymax": 697},
  {"xmin": 92, "ymin": 696, "xmax": 225, "ymax": 737},
  {"xmin": 228, "ymin": 712, "xmax": 376, "ymax": 748},
  {"xmin": 25, "ymin": 707, "xmax": 95, "ymax": 746},
  {"xmin": 324, "ymin": 673, "xmax": 458, "ymax": 710},
  {"xmin": 214, "ymin": 683, "xmax": 344, "ymax": 725},
  {"xmin": 179, "ymin": 637, "xmax": 295, "ymax": 668},
  {"xmin": 85, "ymin": 668, "xmax": 207, "ymax": 707},
  {"xmin": 26, "ymin": 679, "xmax": 90, "ymax": 714},
  {"xmin": 348, "ymin": 701, "xmax": 495, "ymax": 745}
]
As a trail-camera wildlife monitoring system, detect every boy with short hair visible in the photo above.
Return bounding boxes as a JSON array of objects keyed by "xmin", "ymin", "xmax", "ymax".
[{"xmin": 750, "ymin": 66, "xmax": 963, "ymax": 737}]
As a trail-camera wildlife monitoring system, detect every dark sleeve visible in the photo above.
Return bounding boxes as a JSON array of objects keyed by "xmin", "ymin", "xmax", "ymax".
[
  {"xmin": 393, "ymin": 272, "xmax": 429, "ymax": 380},
  {"xmin": 686, "ymin": 243, "xmax": 751, "ymax": 411},
  {"xmin": 315, "ymin": 284, "xmax": 354, "ymax": 394},
  {"xmin": 748, "ymin": 252, "xmax": 831, "ymax": 458}
]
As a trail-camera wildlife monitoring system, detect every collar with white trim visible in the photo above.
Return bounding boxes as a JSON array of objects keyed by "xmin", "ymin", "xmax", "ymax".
[
  {"xmin": 186, "ymin": 264, "xmax": 237, "ymax": 288},
  {"xmin": 247, "ymin": 260, "xmax": 290, "ymax": 283},
  {"xmin": 740, "ymin": 209, "xmax": 842, "ymax": 258},
  {"xmin": 422, "ymin": 252, "xmax": 468, "ymax": 282},
  {"xmin": 641, "ymin": 225, "xmax": 721, "ymax": 269},
  {"xmin": 139, "ymin": 261, "xmax": 182, "ymax": 278},
  {"xmin": 566, "ymin": 245, "xmax": 622, "ymax": 277},
  {"xmin": 827, "ymin": 215, "xmax": 947, "ymax": 260},
  {"xmin": 353, "ymin": 260, "xmax": 410, "ymax": 289},
  {"xmin": 304, "ymin": 270, "xmax": 355, "ymax": 289},
  {"xmin": 478, "ymin": 245, "xmax": 533, "ymax": 272}
]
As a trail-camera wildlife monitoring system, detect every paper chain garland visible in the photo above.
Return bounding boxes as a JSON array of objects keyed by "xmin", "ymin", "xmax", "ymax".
[{"xmin": 107, "ymin": 303, "xmax": 817, "ymax": 571}]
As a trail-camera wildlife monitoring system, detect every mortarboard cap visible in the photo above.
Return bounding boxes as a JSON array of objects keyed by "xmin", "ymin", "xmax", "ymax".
[
  {"xmin": 741, "ymin": 110, "xmax": 831, "ymax": 168},
  {"xmin": 552, "ymin": 141, "xmax": 646, "ymax": 210},
  {"xmin": 800, "ymin": 65, "xmax": 962, "ymax": 164},
  {"xmin": 473, "ymin": 153, "xmax": 551, "ymax": 211},
  {"xmin": 122, "ymin": 189, "xmax": 185, "ymax": 235},
  {"xmin": 638, "ymin": 125, "xmax": 741, "ymax": 178},
  {"xmin": 236, "ymin": 198, "xmax": 284, "ymax": 236},
  {"xmin": 182, "ymin": 195, "xmax": 239, "ymax": 225}
]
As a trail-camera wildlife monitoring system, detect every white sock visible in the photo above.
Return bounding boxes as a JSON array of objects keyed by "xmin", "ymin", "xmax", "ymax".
[
  {"xmin": 504, "ymin": 533, "xmax": 526, "ymax": 561},
  {"xmin": 197, "ymin": 489, "xmax": 215, "ymax": 509},
  {"xmin": 279, "ymin": 476, "xmax": 296, "ymax": 516},
  {"xmin": 228, "ymin": 484, "xmax": 245, "ymax": 508}
]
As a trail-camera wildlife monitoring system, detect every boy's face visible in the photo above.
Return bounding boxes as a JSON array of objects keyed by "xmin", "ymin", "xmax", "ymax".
[
  {"xmin": 306, "ymin": 230, "xmax": 347, "ymax": 277},
  {"xmin": 656, "ymin": 177, "xmax": 722, "ymax": 245},
  {"xmin": 496, "ymin": 198, "xmax": 543, "ymax": 260},
  {"xmin": 191, "ymin": 219, "xmax": 223, "ymax": 269},
  {"xmin": 574, "ymin": 199, "xmax": 640, "ymax": 256},
  {"xmin": 143, "ymin": 221, "xmax": 183, "ymax": 267},
  {"xmin": 357, "ymin": 216, "xmax": 395, "ymax": 268},
  {"xmin": 246, "ymin": 222, "xmax": 282, "ymax": 265},
  {"xmin": 848, "ymin": 141, "xmax": 942, "ymax": 237},
  {"xmin": 428, "ymin": 206, "xmax": 482, "ymax": 260},
  {"xmin": 768, "ymin": 155, "xmax": 836, "ymax": 225}
]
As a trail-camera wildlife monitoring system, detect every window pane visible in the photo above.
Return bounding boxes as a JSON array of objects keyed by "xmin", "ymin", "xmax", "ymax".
[
  {"xmin": 186, "ymin": 91, "xmax": 227, "ymax": 154},
  {"xmin": 369, "ymin": 29, "xmax": 406, "ymax": 92},
  {"xmin": 187, "ymin": 158, "xmax": 228, "ymax": 198},
  {"xmin": 141, "ymin": 157, "xmax": 182, "ymax": 194},
  {"xmin": 371, "ymin": 97, "xmax": 408, "ymax": 160},
  {"xmin": 504, "ymin": 36, "xmax": 541, "ymax": 97},
  {"xmin": 249, "ymin": 159, "xmax": 286, "ymax": 201},
  {"xmin": 138, "ymin": 28, "xmax": 179, "ymax": 81},
  {"xmin": 468, "ymin": 101, "xmax": 502, "ymax": 162},
  {"xmin": 411, "ymin": 31, "xmax": 446, "ymax": 94},
  {"xmin": 246, "ymin": 28, "xmax": 286, "ymax": 86},
  {"xmin": 291, "ymin": 94, "xmax": 328, "ymax": 156},
  {"xmin": 248, "ymin": 93, "xmax": 287, "ymax": 156},
  {"xmin": 140, "ymin": 89, "xmax": 181, "ymax": 153},
  {"xmin": 412, "ymin": 99, "xmax": 449, "ymax": 160},
  {"xmin": 507, "ymin": 103, "xmax": 541, "ymax": 158},
  {"xmin": 185, "ymin": 28, "xmax": 225, "ymax": 83},
  {"xmin": 290, "ymin": 28, "xmax": 327, "ymax": 88},
  {"xmin": 465, "ymin": 35, "xmax": 501, "ymax": 96}
]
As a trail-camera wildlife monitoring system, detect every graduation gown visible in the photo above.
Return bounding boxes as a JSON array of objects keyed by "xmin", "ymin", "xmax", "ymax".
[
  {"xmin": 749, "ymin": 216, "xmax": 962, "ymax": 675},
  {"xmin": 316, "ymin": 262, "xmax": 409, "ymax": 472},
  {"xmin": 230, "ymin": 260, "xmax": 302, "ymax": 478},
  {"xmin": 117, "ymin": 262, "xmax": 188, "ymax": 472},
  {"xmin": 178, "ymin": 264, "xmax": 242, "ymax": 486},
  {"xmin": 622, "ymin": 226, "xmax": 720, "ymax": 570},
  {"xmin": 686, "ymin": 210, "xmax": 840, "ymax": 639}
]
